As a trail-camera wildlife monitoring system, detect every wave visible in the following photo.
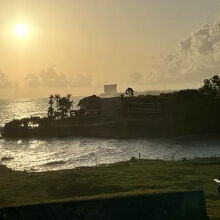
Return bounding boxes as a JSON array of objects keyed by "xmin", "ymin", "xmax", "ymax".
[{"xmin": 44, "ymin": 160, "xmax": 66, "ymax": 166}]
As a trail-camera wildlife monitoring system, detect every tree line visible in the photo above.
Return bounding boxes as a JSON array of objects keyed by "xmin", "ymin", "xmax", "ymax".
[
  {"xmin": 200, "ymin": 75, "xmax": 220, "ymax": 97},
  {"xmin": 48, "ymin": 94, "xmax": 73, "ymax": 119},
  {"xmin": 46, "ymin": 75, "xmax": 220, "ymax": 119}
]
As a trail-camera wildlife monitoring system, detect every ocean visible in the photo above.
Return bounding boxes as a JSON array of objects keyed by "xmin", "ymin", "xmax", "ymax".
[{"xmin": 0, "ymin": 98, "xmax": 220, "ymax": 172}]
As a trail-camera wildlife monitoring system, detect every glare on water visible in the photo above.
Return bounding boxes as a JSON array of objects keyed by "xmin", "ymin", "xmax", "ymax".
[{"xmin": 0, "ymin": 98, "xmax": 220, "ymax": 172}]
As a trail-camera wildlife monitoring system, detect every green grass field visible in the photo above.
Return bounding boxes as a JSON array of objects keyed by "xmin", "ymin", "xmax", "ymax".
[{"xmin": 0, "ymin": 158, "xmax": 220, "ymax": 219}]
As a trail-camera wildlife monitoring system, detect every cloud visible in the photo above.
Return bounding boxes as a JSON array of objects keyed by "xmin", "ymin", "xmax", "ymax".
[
  {"xmin": 161, "ymin": 20, "xmax": 220, "ymax": 84},
  {"xmin": 129, "ymin": 72, "xmax": 145, "ymax": 85},
  {"xmin": 0, "ymin": 71, "xmax": 16, "ymax": 88},
  {"xmin": 129, "ymin": 70, "xmax": 162, "ymax": 86},
  {"xmin": 130, "ymin": 19, "xmax": 220, "ymax": 88},
  {"xmin": 25, "ymin": 67, "xmax": 93, "ymax": 88}
]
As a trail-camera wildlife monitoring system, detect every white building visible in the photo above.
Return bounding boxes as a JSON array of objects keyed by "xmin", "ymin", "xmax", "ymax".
[{"xmin": 104, "ymin": 84, "xmax": 117, "ymax": 97}]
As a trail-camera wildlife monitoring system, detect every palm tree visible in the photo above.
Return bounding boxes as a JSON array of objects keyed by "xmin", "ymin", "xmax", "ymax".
[
  {"xmin": 47, "ymin": 94, "xmax": 73, "ymax": 119},
  {"xmin": 48, "ymin": 95, "xmax": 54, "ymax": 118},
  {"xmin": 67, "ymin": 93, "xmax": 73, "ymax": 116},
  {"xmin": 54, "ymin": 94, "xmax": 61, "ymax": 117},
  {"xmin": 58, "ymin": 97, "xmax": 66, "ymax": 118},
  {"xmin": 57, "ymin": 94, "xmax": 73, "ymax": 119}
]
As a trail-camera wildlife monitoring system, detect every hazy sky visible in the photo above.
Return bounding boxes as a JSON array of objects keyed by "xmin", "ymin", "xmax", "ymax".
[{"xmin": 0, "ymin": 0, "xmax": 220, "ymax": 98}]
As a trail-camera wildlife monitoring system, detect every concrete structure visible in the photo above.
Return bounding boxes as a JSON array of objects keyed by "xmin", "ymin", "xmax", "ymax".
[
  {"xmin": 104, "ymin": 84, "xmax": 117, "ymax": 97},
  {"xmin": 101, "ymin": 97, "xmax": 122, "ymax": 117},
  {"xmin": 77, "ymin": 95, "xmax": 171, "ymax": 118},
  {"xmin": 77, "ymin": 95, "xmax": 101, "ymax": 115},
  {"xmin": 0, "ymin": 191, "xmax": 207, "ymax": 219}
]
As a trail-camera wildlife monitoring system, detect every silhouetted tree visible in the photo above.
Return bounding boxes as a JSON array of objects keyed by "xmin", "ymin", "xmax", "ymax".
[
  {"xmin": 200, "ymin": 75, "xmax": 220, "ymax": 97},
  {"xmin": 211, "ymin": 75, "xmax": 220, "ymax": 92},
  {"xmin": 47, "ymin": 94, "xmax": 73, "ymax": 119},
  {"xmin": 48, "ymin": 95, "xmax": 54, "ymax": 118},
  {"xmin": 48, "ymin": 94, "xmax": 73, "ymax": 119},
  {"xmin": 58, "ymin": 97, "xmax": 68, "ymax": 118},
  {"xmin": 125, "ymin": 87, "xmax": 134, "ymax": 97},
  {"xmin": 54, "ymin": 94, "xmax": 61, "ymax": 118}
]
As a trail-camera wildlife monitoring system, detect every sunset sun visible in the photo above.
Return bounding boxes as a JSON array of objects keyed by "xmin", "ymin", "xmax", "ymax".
[{"xmin": 14, "ymin": 23, "xmax": 29, "ymax": 38}]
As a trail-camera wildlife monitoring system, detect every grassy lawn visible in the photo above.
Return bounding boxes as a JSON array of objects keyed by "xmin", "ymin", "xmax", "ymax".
[{"xmin": 0, "ymin": 158, "xmax": 220, "ymax": 219}]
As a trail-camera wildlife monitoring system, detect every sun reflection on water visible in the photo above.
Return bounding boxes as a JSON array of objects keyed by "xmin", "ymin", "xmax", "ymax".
[
  {"xmin": 1, "ymin": 136, "xmax": 220, "ymax": 172},
  {"xmin": 1, "ymin": 99, "xmax": 220, "ymax": 172},
  {"xmin": 0, "ymin": 98, "xmax": 48, "ymax": 127}
]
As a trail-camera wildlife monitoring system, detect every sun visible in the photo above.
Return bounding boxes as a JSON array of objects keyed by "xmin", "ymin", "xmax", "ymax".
[{"xmin": 14, "ymin": 23, "xmax": 29, "ymax": 38}]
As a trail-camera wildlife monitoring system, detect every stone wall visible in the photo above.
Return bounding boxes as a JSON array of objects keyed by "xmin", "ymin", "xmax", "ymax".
[{"xmin": 0, "ymin": 191, "xmax": 207, "ymax": 220}]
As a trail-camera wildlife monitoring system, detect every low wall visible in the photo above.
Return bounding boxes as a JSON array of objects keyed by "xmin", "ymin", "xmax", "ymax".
[{"xmin": 0, "ymin": 191, "xmax": 207, "ymax": 220}]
